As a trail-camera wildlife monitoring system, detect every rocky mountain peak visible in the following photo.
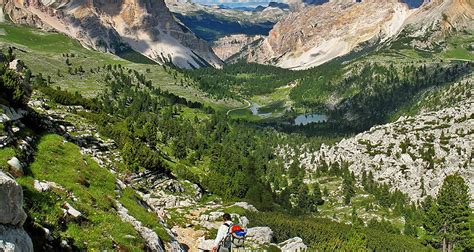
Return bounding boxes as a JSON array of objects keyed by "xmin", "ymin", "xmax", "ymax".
[
  {"xmin": 240, "ymin": 0, "xmax": 412, "ymax": 69},
  {"xmin": 399, "ymin": 0, "xmax": 473, "ymax": 48},
  {"xmin": 234, "ymin": 0, "xmax": 472, "ymax": 69},
  {"xmin": 3, "ymin": 0, "xmax": 223, "ymax": 68}
]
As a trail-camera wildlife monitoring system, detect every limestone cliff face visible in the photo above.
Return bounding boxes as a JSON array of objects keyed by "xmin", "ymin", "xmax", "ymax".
[
  {"xmin": 212, "ymin": 34, "xmax": 264, "ymax": 61},
  {"xmin": 3, "ymin": 0, "xmax": 223, "ymax": 68},
  {"xmin": 401, "ymin": 0, "xmax": 474, "ymax": 49},
  {"xmin": 239, "ymin": 0, "xmax": 473, "ymax": 69},
  {"xmin": 240, "ymin": 0, "xmax": 413, "ymax": 70}
]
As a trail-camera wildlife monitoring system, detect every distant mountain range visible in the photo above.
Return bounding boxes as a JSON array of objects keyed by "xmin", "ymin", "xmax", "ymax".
[
  {"xmin": 192, "ymin": 0, "xmax": 284, "ymax": 8},
  {"xmin": 1, "ymin": 0, "xmax": 468, "ymax": 69},
  {"xmin": 189, "ymin": 0, "xmax": 424, "ymax": 9}
]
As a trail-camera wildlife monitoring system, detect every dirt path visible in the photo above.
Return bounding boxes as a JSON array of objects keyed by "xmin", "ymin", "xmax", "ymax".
[
  {"xmin": 226, "ymin": 99, "xmax": 251, "ymax": 116},
  {"xmin": 172, "ymin": 205, "xmax": 220, "ymax": 251},
  {"xmin": 173, "ymin": 226, "xmax": 207, "ymax": 252}
]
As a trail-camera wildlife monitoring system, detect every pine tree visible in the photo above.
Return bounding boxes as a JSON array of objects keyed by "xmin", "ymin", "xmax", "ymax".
[
  {"xmin": 308, "ymin": 183, "xmax": 325, "ymax": 212},
  {"xmin": 343, "ymin": 175, "xmax": 355, "ymax": 205},
  {"xmin": 424, "ymin": 174, "xmax": 473, "ymax": 251}
]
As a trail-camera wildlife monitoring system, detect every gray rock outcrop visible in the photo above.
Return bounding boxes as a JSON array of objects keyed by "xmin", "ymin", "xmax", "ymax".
[
  {"xmin": 279, "ymin": 96, "xmax": 474, "ymax": 206},
  {"xmin": 247, "ymin": 227, "xmax": 273, "ymax": 245},
  {"xmin": 0, "ymin": 225, "xmax": 33, "ymax": 252},
  {"xmin": 0, "ymin": 171, "xmax": 33, "ymax": 252},
  {"xmin": 115, "ymin": 201, "xmax": 165, "ymax": 252},
  {"xmin": 278, "ymin": 237, "xmax": 307, "ymax": 251},
  {"xmin": 0, "ymin": 172, "xmax": 27, "ymax": 226}
]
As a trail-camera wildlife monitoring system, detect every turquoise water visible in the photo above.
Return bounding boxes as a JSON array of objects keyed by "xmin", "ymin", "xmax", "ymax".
[{"xmin": 294, "ymin": 114, "xmax": 328, "ymax": 126}]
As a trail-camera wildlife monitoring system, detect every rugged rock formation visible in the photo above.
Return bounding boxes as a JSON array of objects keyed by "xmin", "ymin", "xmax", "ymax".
[
  {"xmin": 401, "ymin": 0, "xmax": 474, "ymax": 49},
  {"xmin": 239, "ymin": 0, "xmax": 413, "ymax": 69},
  {"xmin": 0, "ymin": 171, "xmax": 33, "ymax": 252},
  {"xmin": 237, "ymin": 0, "xmax": 473, "ymax": 69},
  {"xmin": 115, "ymin": 201, "xmax": 165, "ymax": 252},
  {"xmin": 286, "ymin": 93, "xmax": 474, "ymax": 205},
  {"xmin": 212, "ymin": 34, "xmax": 263, "ymax": 60},
  {"xmin": 278, "ymin": 237, "xmax": 307, "ymax": 251},
  {"xmin": 0, "ymin": 172, "xmax": 27, "ymax": 226},
  {"xmin": 3, "ymin": 0, "xmax": 223, "ymax": 69},
  {"xmin": 168, "ymin": 2, "xmax": 286, "ymax": 43}
]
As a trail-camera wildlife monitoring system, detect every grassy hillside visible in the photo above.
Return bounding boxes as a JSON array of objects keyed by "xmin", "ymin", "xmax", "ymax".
[
  {"xmin": 0, "ymin": 23, "xmax": 242, "ymax": 109},
  {"xmin": 17, "ymin": 134, "xmax": 169, "ymax": 250}
]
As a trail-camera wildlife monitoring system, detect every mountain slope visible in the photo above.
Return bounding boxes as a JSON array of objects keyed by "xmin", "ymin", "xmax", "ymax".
[
  {"xmin": 3, "ymin": 0, "xmax": 223, "ymax": 69},
  {"xmin": 237, "ymin": 0, "xmax": 473, "ymax": 69},
  {"xmin": 400, "ymin": 0, "xmax": 474, "ymax": 49},
  {"xmin": 168, "ymin": 2, "xmax": 284, "ymax": 42},
  {"xmin": 239, "ymin": 0, "xmax": 413, "ymax": 69},
  {"xmin": 297, "ymin": 76, "xmax": 474, "ymax": 205}
]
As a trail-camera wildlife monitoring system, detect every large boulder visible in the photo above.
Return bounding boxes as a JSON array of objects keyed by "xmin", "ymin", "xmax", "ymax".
[
  {"xmin": 278, "ymin": 237, "xmax": 307, "ymax": 251},
  {"xmin": 0, "ymin": 225, "xmax": 33, "ymax": 252},
  {"xmin": 0, "ymin": 171, "xmax": 33, "ymax": 252},
  {"xmin": 0, "ymin": 172, "xmax": 27, "ymax": 226},
  {"xmin": 247, "ymin": 227, "xmax": 273, "ymax": 245}
]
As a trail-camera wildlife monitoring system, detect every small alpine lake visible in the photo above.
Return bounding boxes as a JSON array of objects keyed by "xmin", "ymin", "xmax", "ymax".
[{"xmin": 293, "ymin": 113, "xmax": 328, "ymax": 126}]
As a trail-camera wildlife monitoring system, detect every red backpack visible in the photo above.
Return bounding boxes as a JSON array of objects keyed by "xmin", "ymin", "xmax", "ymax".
[{"xmin": 221, "ymin": 224, "xmax": 247, "ymax": 249}]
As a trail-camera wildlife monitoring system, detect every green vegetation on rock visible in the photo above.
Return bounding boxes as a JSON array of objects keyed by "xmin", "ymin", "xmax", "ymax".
[{"xmin": 17, "ymin": 134, "xmax": 147, "ymax": 250}]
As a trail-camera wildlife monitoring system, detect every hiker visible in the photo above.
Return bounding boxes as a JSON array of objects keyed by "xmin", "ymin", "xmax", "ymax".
[
  {"xmin": 212, "ymin": 213, "xmax": 247, "ymax": 252},
  {"xmin": 212, "ymin": 213, "xmax": 233, "ymax": 252}
]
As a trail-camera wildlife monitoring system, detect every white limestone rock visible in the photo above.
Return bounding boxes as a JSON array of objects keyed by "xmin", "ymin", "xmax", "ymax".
[
  {"xmin": 278, "ymin": 237, "xmax": 307, "ymax": 251},
  {"xmin": 115, "ymin": 201, "xmax": 165, "ymax": 252},
  {"xmin": 62, "ymin": 202, "xmax": 82, "ymax": 218},
  {"xmin": 34, "ymin": 180, "xmax": 50, "ymax": 192},
  {"xmin": 8, "ymin": 59, "xmax": 23, "ymax": 73},
  {"xmin": 197, "ymin": 237, "xmax": 214, "ymax": 251},
  {"xmin": 233, "ymin": 202, "xmax": 258, "ymax": 212},
  {"xmin": 239, "ymin": 216, "xmax": 249, "ymax": 229},
  {"xmin": 247, "ymin": 227, "xmax": 273, "ymax": 245}
]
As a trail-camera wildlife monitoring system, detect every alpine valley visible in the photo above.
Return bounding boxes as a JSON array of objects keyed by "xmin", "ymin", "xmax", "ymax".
[{"xmin": 0, "ymin": 0, "xmax": 472, "ymax": 251}]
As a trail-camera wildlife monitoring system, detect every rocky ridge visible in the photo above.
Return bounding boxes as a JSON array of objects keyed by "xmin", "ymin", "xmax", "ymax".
[
  {"xmin": 280, "ymin": 80, "xmax": 474, "ymax": 205},
  {"xmin": 2, "ymin": 0, "xmax": 223, "ymax": 69},
  {"xmin": 237, "ymin": 0, "xmax": 473, "ymax": 69},
  {"xmin": 167, "ymin": 2, "xmax": 287, "ymax": 24},
  {"xmin": 240, "ymin": 0, "xmax": 413, "ymax": 69},
  {"xmin": 212, "ymin": 34, "xmax": 264, "ymax": 61},
  {"xmin": 400, "ymin": 0, "xmax": 474, "ymax": 49}
]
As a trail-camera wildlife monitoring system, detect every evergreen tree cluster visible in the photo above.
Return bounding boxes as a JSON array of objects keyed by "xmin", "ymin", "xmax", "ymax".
[
  {"xmin": 423, "ymin": 174, "xmax": 473, "ymax": 251},
  {"xmin": 248, "ymin": 212, "xmax": 429, "ymax": 251},
  {"xmin": 0, "ymin": 49, "xmax": 31, "ymax": 106},
  {"xmin": 184, "ymin": 61, "xmax": 300, "ymax": 99}
]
